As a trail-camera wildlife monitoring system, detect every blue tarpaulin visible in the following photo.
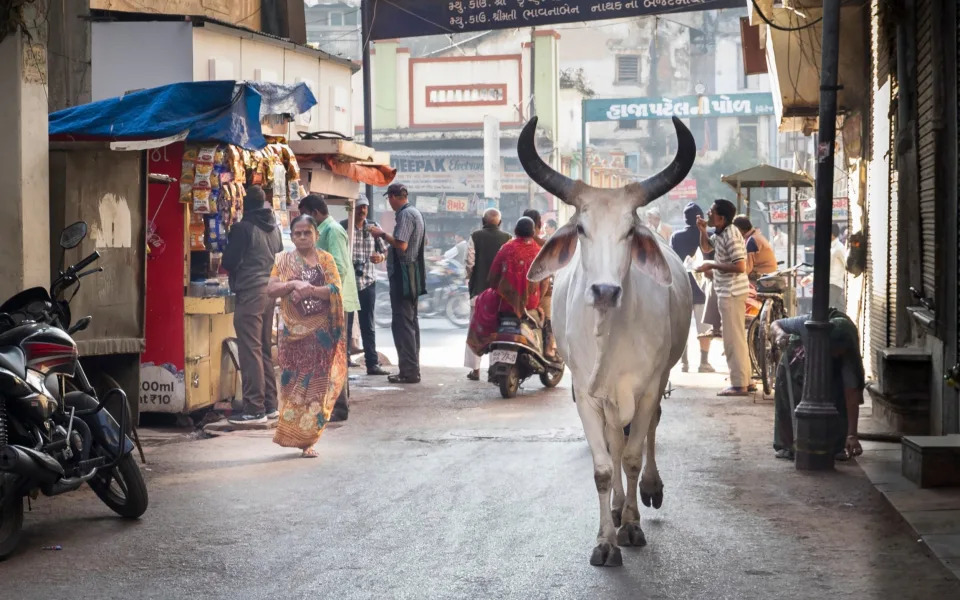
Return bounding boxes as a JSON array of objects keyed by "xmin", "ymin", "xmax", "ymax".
[{"xmin": 49, "ymin": 80, "xmax": 317, "ymax": 150}]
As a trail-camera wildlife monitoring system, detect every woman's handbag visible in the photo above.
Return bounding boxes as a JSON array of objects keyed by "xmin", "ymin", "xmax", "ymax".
[{"xmin": 295, "ymin": 266, "xmax": 329, "ymax": 317}]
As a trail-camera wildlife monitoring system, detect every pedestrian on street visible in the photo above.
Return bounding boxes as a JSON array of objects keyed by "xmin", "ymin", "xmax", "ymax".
[
  {"xmin": 733, "ymin": 215, "xmax": 778, "ymax": 280},
  {"xmin": 369, "ymin": 183, "xmax": 426, "ymax": 384},
  {"xmin": 299, "ymin": 194, "xmax": 358, "ymax": 421},
  {"xmin": 339, "ymin": 194, "xmax": 390, "ymax": 376},
  {"xmin": 830, "ymin": 223, "xmax": 847, "ymax": 309},
  {"xmin": 669, "ymin": 202, "xmax": 715, "ymax": 374},
  {"xmin": 696, "ymin": 199, "xmax": 752, "ymax": 397},
  {"xmin": 222, "ymin": 185, "xmax": 284, "ymax": 425},
  {"xmin": 544, "ymin": 218, "xmax": 558, "ymax": 238},
  {"xmin": 769, "ymin": 308, "xmax": 864, "ymax": 461},
  {"xmin": 646, "ymin": 206, "xmax": 673, "ymax": 241},
  {"xmin": 464, "ymin": 208, "xmax": 512, "ymax": 380},
  {"xmin": 266, "ymin": 215, "xmax": 347, "ymax": 458}
]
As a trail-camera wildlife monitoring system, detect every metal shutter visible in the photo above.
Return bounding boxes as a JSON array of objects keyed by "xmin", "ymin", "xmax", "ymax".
[
  {"xmin": 889, "ymin": 77, "xmax": 900, "ymax": 347},
  {"xmin": 916, "ymin": 0, "xmax": 939, "ymax": 304}
]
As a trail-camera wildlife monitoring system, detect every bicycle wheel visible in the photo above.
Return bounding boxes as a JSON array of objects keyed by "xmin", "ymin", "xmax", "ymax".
[
  {"xmin": 747, "ymin": 317, "xmax": 763, "ymax": 379},
  {"xmin": 759, "ymin": 300, "xmax": 787, "ymax": 396}
]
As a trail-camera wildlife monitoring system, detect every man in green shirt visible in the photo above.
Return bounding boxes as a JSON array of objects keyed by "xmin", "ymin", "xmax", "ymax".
[{"xmin": 298, "ymin": 194, "xmax": 360, "ymax": 421}]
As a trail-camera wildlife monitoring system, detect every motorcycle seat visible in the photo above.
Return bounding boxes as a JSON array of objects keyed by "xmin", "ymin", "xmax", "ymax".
[{"xmin": 0, "ymin": 346, "xmax": 25, "ymax": 377}]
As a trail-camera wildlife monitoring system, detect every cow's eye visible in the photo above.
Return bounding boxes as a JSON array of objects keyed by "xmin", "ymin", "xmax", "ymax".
[{"xmin": 576, "ymin": 224, "xmax": 586, "ymax": 236}]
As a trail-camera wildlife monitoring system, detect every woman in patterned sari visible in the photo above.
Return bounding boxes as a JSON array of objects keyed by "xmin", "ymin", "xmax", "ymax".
[
  {"xmin": 467, "ymin": 217, "xmax": 548, "ymax": 355},
  {"xmin": 266, "ymin": 215, "xmax": 347, "ymax": 458}
]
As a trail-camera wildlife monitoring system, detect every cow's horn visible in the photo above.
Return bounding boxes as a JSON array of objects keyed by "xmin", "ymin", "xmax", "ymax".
[
  {"xmin": 517, "ymin": 117, "xmax": 579, "ymax": 207},
  {"xmin": 629, "ymin": 116, "xmax": 697, "ymax": 208}
]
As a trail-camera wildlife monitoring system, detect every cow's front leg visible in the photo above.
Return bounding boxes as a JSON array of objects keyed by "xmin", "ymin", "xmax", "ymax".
[
  {"xmin": 576, "ymin": 385, "xmax": 622, "ymax": 567},
  {"xmin": 640, "ymin": 403, "xmax": 664, "ymax": 509},
  {"xmin": 608, "ymin": 418, "xmax": 627, "ymax": 529},
  {"xmin": 618, "ymin": 391, "xmax": 660, "ymax": 548}
]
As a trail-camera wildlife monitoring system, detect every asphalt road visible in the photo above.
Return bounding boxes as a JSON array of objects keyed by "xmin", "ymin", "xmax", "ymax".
[{"xmin": 2, "ymin": 320, "xmax": 958, "ymax": 599}]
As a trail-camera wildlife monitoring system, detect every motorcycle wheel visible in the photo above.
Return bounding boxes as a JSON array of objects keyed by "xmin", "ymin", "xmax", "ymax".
[
  {"xmin": 0, "ymin": 476, "xmax": 23, "ymax": 560},
  {"xmin": 88, "ymin": 453, "xmax": 148, "ymax": 519},
  {"xmin": 445, "ymin": 292, "xmax": 471, "ymax": 328},
  {"xmin": 499, "ymin": 365, "xmax": 520, "ymax": 399},
  {"xmin": 540, "ymin": 365, "xmax": 564, "ymax": 388},
  {"xmin": 374, "ymin": 292, "xmax": 392, "ymax": 329}
]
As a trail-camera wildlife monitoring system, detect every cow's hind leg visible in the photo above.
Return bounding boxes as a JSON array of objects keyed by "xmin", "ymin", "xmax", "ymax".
[
  {"xmin": 618, "ymin": 388, "xmax": 660, "ymax": 548},
  {"xmin": 576, "ymin": 385, "xmax": 622, "ymax": 567},
  {"xmin": 640, "ymin": 404, "xmax": 665, "ymax": 509}
]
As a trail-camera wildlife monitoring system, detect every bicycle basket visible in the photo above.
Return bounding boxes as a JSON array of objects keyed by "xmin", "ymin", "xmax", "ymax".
[{"xmin": 756, "ymin": 275, "xmax": 788, "ymax": 294}]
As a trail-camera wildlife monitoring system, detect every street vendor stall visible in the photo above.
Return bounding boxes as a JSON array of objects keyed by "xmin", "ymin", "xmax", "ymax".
[{"xmin": 50, "ymin": 81, "xmax": 396, "ymax": 418}]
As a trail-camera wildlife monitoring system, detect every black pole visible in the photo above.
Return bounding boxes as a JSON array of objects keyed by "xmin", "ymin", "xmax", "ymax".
[
  {"xmin": 794, "ymin": 0, "xmax": 842, "ymax": 471},
  {"xmin": 361, "ymin": 0, "xmax": 374, "ymax": 215}
]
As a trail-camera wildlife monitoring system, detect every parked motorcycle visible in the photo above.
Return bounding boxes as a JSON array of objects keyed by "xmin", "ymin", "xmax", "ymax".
[
  {"xmin": 374, "ymin": 258, "xmax": 471, "ymax": 328},
  {"xmin": 0, "ymin": 222, "xmax": 146, "ymax": 560},
  {"xmin": 482, "ymin": 313, "xmax": 565, "ymax": 399}
]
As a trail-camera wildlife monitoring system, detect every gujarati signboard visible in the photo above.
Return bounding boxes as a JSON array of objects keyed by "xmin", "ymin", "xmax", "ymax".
[
  {"xmin": 584, "ymin": 93, "xmax": 776, "ymax": 122},
  {"xmin": 367, "ymin": 0, "xmax": 743, "ymax": 40}
]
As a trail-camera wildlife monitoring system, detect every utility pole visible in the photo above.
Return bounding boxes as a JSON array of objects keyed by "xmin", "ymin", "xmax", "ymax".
[
  {"xmin": 361, "ymin": 0, "xmax": 374, "ymax": 215},
  {"xmin": 793, "ymin": 0, "xmax": 842, "ymax": 471}
]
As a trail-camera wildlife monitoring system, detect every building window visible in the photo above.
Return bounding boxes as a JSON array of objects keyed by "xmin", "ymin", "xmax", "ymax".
[
  {"xmin": 618, "ymin": 119, "xmax": 638, "ymax": 130},
  {"xmin": 426, "ymin": 84, "xmax": 507, "ymax": 107},
  {"xmin": 344, "ymin": 10, "xmax": 359, "ymax": 26},
  {"xmin": 691, "ymin": 117, "xmax": 719, "ymax": 154},
  {"xmin": 329, "ymin": 12, "xmax": 343, "ymax": 26},
  {"xmin": 739, "ymin": 117, "xmax": 759, "ymax": 155},
  {"xmin": 624, "ymin": 153, "xmax": 642, "ymax": 173},
  {"xmin": 616, "ymin": 55, "xmax": 641, "ymax": 84}
]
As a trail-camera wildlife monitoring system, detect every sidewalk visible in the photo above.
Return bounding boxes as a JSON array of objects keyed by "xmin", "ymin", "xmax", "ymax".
[{"xmin": 856, "ymin": 398, "xmax": 960, "ymax": 580}]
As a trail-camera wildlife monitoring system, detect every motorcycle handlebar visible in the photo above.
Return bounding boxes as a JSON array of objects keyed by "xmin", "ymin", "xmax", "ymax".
[{"xmin": 72, "ymin": 251, "xmax": 100, "ymax": 273}]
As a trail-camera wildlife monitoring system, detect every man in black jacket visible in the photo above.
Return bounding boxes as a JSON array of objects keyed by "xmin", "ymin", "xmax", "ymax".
[
  {"xmin": 222, "ymin": 185, "xmax": 284, "ymax": 425},
  {"xmin": 463, "ymin": 208, "xmax": 512, "ymax": 380}
]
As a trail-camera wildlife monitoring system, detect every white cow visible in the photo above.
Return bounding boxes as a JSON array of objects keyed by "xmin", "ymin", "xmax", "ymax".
[{"xmin": 519, "ymin": 117, "xmax": 695, "ymax": 567}]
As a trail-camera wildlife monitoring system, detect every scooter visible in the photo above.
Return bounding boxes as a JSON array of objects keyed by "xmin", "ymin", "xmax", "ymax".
[
  {"xmin": 0, "ymin": 222, "xmax": 146, "ymax": 559},
  {"xmin": 482, "ymin": 312, "xmax": 565, "ymax": 398}
]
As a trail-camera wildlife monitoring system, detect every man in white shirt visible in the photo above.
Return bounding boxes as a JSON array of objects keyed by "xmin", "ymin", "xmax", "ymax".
[{"xmin": 830, "ymin": 223, "xmax": 847, "ymax": 309}]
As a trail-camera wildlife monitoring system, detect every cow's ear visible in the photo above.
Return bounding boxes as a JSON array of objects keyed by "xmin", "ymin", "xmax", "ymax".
[
  {"xmin": 632, "ymin": 225, "xmax": 673, "ymax": 286},
  {"xmin": 528, "ymin": 221, "xmax": 579, "ymax": 282}
]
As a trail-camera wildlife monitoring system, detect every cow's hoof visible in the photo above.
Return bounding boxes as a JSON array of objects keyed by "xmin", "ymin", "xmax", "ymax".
[
  {"xmin": 590, "ymin": 543, "xmax": 623, "ymax": 567},
  {"xmin": 617, "ymin": 523, "xmax": 647, "ymax": 547},
  {"xmin": 640, "ymin": 482, "xmax": 664, "ymax": 509},
  {"xmin": 612, "ymin": 507, "xmax": 622, "ymax": 528}
]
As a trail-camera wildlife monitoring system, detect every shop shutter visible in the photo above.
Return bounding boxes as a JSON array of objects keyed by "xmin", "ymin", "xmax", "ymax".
[
  {"xmin": 889, "ymin": 78, "xmax": 900, "ymax": 347},
  {"xmin": 916, "ymin": 0, "xmax": 939, "ymax": 305}
]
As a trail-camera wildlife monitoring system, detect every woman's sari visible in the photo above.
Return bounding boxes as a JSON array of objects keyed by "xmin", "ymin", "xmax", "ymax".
[
  {"xmin": 466, "ymin": 237, "xmax": 542, "ymax": 354},
  {"xmin": 271, "ymin": 249, "xmax": 347, "ymax": 450}
]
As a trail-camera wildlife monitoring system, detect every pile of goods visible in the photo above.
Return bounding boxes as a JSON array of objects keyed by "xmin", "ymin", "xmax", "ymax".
[{"xmin": 180, "ymin": 138, "xmax": 304, "ymax": 254}]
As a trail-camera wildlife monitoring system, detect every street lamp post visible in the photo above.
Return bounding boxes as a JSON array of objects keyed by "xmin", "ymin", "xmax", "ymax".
[{"xmin": 794, "ymin": 0, "xmax": 842, "ymax": 470}]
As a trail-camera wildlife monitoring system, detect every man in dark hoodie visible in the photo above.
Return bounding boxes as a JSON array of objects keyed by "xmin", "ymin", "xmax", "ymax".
[
  {"xmin": 670, "ymin": 202, "xmax": 715, "ymax": 373},
  {"xmin": 222, "ymin": 185, "xmax": 284, "ymax": 425}
]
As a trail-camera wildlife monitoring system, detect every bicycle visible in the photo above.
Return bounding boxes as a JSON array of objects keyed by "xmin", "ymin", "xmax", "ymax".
[{"xmin": 747, "ymin": 262, "xmax": 811, "ymax": 396}]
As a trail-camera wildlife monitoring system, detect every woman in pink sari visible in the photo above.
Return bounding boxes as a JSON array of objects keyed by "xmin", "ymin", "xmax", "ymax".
[{"xmin": 467, "ymin": 217, "xmax": 548, "ymax": 354}]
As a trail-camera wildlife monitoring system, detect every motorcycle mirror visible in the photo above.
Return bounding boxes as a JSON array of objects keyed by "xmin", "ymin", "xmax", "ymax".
[{"xmin": 60, "ymin": 221, "xmax": 88, "ymax": 249}]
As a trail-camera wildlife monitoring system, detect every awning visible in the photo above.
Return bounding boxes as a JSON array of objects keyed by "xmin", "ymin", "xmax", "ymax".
[
  {"xmin": 722, "ymin": 164, "xmax": 814, "ymax": 189},
  {"xmin": 49, "ymin": 81, "xmax": 316, "ymax": 150}
]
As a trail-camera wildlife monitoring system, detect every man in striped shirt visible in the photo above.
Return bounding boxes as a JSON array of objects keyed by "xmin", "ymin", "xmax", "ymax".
[{"xmin": 696, "ymin": 199, "xmax": 752, "ymax": 396}]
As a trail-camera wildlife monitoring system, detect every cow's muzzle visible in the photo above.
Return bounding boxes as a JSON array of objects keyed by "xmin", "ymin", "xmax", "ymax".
[{"xmin": 590, "ymin": 284, "xmax": 622, "ymax": 309}]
